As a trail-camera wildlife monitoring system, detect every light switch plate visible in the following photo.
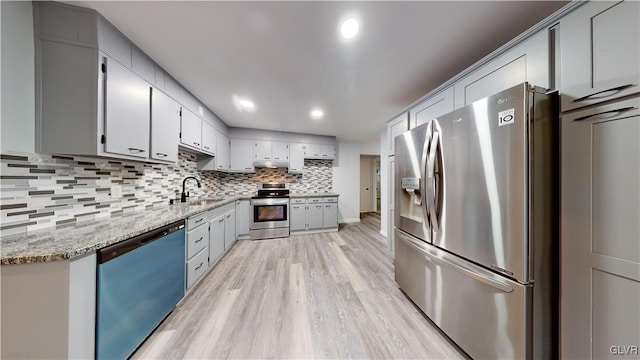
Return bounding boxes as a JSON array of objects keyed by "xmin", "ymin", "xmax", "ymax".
[{"xmin": 110, "ymin": 184, "xmax": 123, "ymax": 199}]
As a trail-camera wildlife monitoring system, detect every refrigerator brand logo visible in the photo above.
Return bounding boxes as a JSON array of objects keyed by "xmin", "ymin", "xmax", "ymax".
[
  {"xmin": 491, "ymin": 264, "xmax": 514, "ymax": 276},
  {"xmin": 498, "ymin": 108, "xmax": 515, "ymax": 126},
  {"xmin": 610, "ymin": 345, "xmax": 638, "ymax": 356}
]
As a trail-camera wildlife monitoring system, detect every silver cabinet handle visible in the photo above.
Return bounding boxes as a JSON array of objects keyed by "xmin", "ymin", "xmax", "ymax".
[
  {"xmin": 218, "ymin": 218, "xmax": 224, "ymax": 223},
  {"xmin": 573, "ymin": 83, "xmax": 635, "ymax": 103},
  {"xmin": 156, "ymin": 152, "xmax": 168, "ymax": 157},
  {"xmin": 128, "ymin": 147, "xmax": 145, "ymax": 153},
  {"xmin": 226, "ymin": 214, "xmax": 231, "ymax": 218},
  {"xmin": 195, "ymin": 237, "xmax": 203, "ymax": 243},
  {"xmin": 245, "ymin": 167, "xmax": 252, "ymax": 170},
  {"xmin": 574, "ymin": 106, "xmax": 637, "ymax": 122},
  {"xmin": 193, "ymin": 142, "xmax": 200, "ymax": 147},
  {"xmin": 204, "ymin": 146, "xmax": 210, "ymax": 150},
  {"xmin": 195, "ymin": 219, "xmax": 204, "ymax": 223},
  {"xmin": 195, "ymin": 262, "xmax": 203, "ymax": 271},
  {"xmin": 399, "ymin": 233, "xmax": 513, "ymax": 293}
]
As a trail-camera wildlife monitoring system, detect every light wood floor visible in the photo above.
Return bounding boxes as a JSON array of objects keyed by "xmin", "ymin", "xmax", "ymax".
[{"xmin": 132, "ymin": 213, "xmax": 467, "ymax": 359}]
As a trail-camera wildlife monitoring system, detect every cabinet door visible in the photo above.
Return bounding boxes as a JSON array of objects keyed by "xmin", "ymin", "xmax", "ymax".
[
  {"xmin": 307, "ymin": 203, "xmax": 324, "ymax": 230},
  {"xmin": 289, "ymin": 143, "xmax": 305, "ymax": 173},
  {"xmin": 98, "ymin": 19, "xmax": 131, "ymax": 68},
  {"xmin": 216, "ymin": 132, "xmax": 230, "ymax": 171},
  {"xmin": 290, "ymin": 204, "xmax": 307, "ymax": 231},
  {"xmin": 561, "ymin": 97, "xmax": 640, "ymax": 359},
  {"xmin": 180, "ymin": 108, "xmax": 202, "ymax": 150},
  {"xmin": 224, "ymin": 210, "xmax": 236, "ymax": 250},
  {"xmin": 235, "ymin": 199, "xmax": 251, "ymax": 237},
  {"xmin": 411, "ymin": 86, "xmax": 454, "ymax": 128},
  {"xmin": 201, "ymin": 121, "xmax": 216, "ymax": 155},
  {"xmin": 387, "ymin": 113, "xmax": 408, "ymax": 155},
  {"xmin": 454, "ymin": 30, "xmax": 548, "ymax": 108},
  {"xmin": 131, "ymin": 46, "xmax": 155, "ymax": 84},
  {"xmin": 104, "ymin": 57, "xmax": 150, "ymax": 159},
  {"xmin": 272, "ymin": 142, "xmax": 289, "ymax": 161},
  {"xmin": 304, "ymin": 144, "xmax": 321, "ymax": 158},
  {"xmin": 230, "ymin": 139, "xmax": 255, "ymax": 172},
  {"xmin": 209, "ymin": 215, "xmax": 225, "ymax": 265},
  {"xmin": 254, "ymin": 141, "xmax": 272, "ymax": 161},
  {"xmin": 150, "ymin": 89, "xmax": 180, "ymax": 162},
  {"xmin": 560, "ymin": 0, "xmax": 639, "ymax": 111},
  {"xmin": 320, "ymin": 144, "xmax": 335, "ymax": 159},
  {"xmin": 322, "ymin": 203, "xmax": 338, "ymax": 228}
]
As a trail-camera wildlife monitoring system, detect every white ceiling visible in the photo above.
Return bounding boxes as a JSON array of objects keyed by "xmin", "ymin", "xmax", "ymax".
[{"xmin": 69, "ymin": 1, "xmax": 568, "ymax": 142}]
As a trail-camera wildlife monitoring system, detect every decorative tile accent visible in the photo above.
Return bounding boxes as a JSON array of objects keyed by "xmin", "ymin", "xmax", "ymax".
[{"xmin": 0, "ymin": 150, "xmax": 333, "ymax": 235}]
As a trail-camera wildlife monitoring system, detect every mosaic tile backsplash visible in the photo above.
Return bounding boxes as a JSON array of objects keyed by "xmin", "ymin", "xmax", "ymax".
[{"xmin": 0, "ymin": 151, "xmax": 333, "ymax": 235}]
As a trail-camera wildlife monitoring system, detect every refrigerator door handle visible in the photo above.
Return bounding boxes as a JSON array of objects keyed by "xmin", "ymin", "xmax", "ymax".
[
  {"xmin": 421, "ymin": 122, "xmax": 433, "ymax": 228},
  {"xmin": 426, "ymin": 130, "xmax": 440, "ymax": 230},
  {"xmin": 424, "ymin": 249, "xmax": 514, "ymax": 293},
  {"xmin": 400, "ymin": 231, "xmax": 514, "ymax": 294}
]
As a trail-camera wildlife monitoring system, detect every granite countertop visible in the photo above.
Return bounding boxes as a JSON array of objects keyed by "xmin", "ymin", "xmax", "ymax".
[
  {"xmin": 289, "ymin": 192, "xmax": 340, "ymax": 198},
  {"xmin": 0, "ymin": 195, "xmax": 253, "ymax": 265}
]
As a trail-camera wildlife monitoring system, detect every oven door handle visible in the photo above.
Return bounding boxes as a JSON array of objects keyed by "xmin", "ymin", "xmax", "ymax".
[{"xmin": 252, "ymin": 199, "xmax": 289, "ymax": 205}]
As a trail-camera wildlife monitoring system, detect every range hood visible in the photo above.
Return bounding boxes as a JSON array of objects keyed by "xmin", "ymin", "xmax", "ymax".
[{"xmin": 253, "ymin": 160, "xmax": 289, "ymax": 169}]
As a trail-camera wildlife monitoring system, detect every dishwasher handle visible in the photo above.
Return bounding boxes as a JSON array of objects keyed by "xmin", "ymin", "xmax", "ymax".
[{"xmin": 98, "ymin": 220, "xmax": 185, "ymax": 264}]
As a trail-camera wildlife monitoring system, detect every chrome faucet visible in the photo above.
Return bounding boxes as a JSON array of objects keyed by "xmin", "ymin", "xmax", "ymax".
[{"xmin": 181, "ymin": 176, "xmax": 201, "ymax": 203}]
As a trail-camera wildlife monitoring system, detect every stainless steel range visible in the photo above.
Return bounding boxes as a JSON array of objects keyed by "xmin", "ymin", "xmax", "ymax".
[{"xmin": 250, "ymin": 183, "xmax": 290, "ymax": 240}]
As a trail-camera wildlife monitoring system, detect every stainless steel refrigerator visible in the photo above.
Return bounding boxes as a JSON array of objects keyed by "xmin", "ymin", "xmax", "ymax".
[{"xmin": 394, "ymin": 83, "xmax": 558, "ymax": 359}]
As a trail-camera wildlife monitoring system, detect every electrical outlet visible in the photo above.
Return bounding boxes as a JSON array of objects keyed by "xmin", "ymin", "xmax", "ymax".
[{"xmin": 110, "ymin": 184, "xmax": 123, "ymax": 199}]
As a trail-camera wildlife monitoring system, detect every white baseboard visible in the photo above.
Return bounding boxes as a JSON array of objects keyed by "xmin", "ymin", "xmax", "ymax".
[
  {"xmin": 379, "ymin": 230, "xmax": 388, "ymax": 237},
  {"xmin": 339, "ymin": 218, "xmax": 361, "ymax": 224}
]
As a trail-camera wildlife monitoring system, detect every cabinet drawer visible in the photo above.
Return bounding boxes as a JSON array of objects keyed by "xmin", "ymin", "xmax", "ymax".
[
  {"xmin": 290, "ymin": 198, "xmax": 306, "ymax": 204},
  {"xmin": 187, "ymin": 212, "xmax": 209, "ymax": 230},
  {"xmin": 308, "ymin": 197, "xmax": 323, "ymax": 204},
  {"xmin": 323, "ymin": 197, "xmax": 338, "ymax": 203},
  {"xmin": 186, "ymin": 248, "xmax": 208, "ymax": 289},
  {"xmin": 186, "ymin": 225, "xmax": 208, "ymax": 260}
]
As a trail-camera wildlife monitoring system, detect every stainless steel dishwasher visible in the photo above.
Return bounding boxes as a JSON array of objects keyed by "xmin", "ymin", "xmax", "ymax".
[{"xmin": 96, "ymin": 220, "xmax": 185, "ymax": 359}]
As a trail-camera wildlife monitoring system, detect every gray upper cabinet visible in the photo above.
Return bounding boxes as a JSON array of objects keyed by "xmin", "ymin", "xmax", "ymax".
[
  {"xmin": 215, "ymin": 131, "xmax": 230, "ymax": 171},
  {"xmin": 320, "ymin": 144, "xmax": 335, "ymax": 159},
  {"xmin": 230, "ymin": 139, "xmax": 254, "ymax": 172},
  {"xmin": 387, "ymin": 112, "xmax": 408, "ymax": 156},
  {"xmin": 97, "ymin": 19, "xmax": 131, "ymax": 68},
  {"xmin": 410, "ymin": 86, "xmax": 454, "ymax": 129},
  {"xmin": 560, "ymin": 0, "xmax": 640, "ymax": 111},
  {"xmin": 289, "ymin": 143, "xmax": 305, "ymax": 173},
  {"xmin": 254, "ymin": 141, "xmax": 289, "ymax": 161},
  {"xmin": 304, "ymin": 144, "xmax": 321, "ymax": 158},
  {"xmin": 254, "ymin": 140, "xmax": 272, "ymax": 161},
  {"xmin": 150, "ymin": 88, "xmax": 180, "ymax": 163},
  {"xmin": 272, "ymin": 142, "xmax": 289, "ymax": 161},
  {"xmin": 454, "ymin": 30, "xmax": 549, "ymax": 108},
  {"xmin": 180, "ymin": 108, "xmax": 202, "ymax": 151},
  {"xmin": 103, "ymin": 57, "xmax": 150, "ymax": 159},
  {"xmin": 201, "ymin": 121, "xmax": 216, "ymax": 155},
  {"xmin": 131, "ymin": 46, "xmax": 156, "ymax": 85}
]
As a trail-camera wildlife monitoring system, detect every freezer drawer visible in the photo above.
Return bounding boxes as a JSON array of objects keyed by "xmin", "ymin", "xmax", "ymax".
[{"xmin": 395, "ymin": 230, "xmax": 532, "ymax": 359}]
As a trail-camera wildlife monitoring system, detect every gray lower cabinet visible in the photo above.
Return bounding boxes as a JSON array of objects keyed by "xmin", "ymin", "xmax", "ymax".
[
  {"xmin": 186, "ymin": 212, "xmax": 210, "ymax": 289},
  {"xmin": 209, "ymin": 214, "xmax": 225, "ymax": 264},
  {"xmin": 322, "ymin": 203, "xmax": 338, "ymax": 229},
  {"xmin": 561, "ymin": 96, "xmax": 640, "ymax": 359},
  {"xmin": 290, "ymin": 203, "xmax": 307, "ymax": 231},
  {"xmin": 235, "ymin": 199, "xmax": 251, "ymax": 238},
  {"xmin": 224, "ymin": 210, "xmax": 236, "ymax": 250},
  {"xmin": 291, "ymin": 196, "xmax": 339, "ymax": 232}
]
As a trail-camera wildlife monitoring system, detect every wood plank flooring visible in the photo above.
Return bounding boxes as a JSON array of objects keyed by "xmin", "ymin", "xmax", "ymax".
[{"xmin": 132, "ymin": 213, "xmax": 467, "ymax": 359}]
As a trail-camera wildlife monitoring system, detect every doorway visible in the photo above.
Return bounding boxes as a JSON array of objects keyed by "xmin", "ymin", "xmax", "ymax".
[{"xmin": 360, "ymin": 155, "xmax": 381, "ymax": 214}]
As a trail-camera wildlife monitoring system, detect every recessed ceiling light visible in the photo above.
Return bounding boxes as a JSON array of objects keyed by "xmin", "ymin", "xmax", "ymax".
[
  {"xmin": 340, "ymin": 18, "xmax": 359, "ymax": 39},
  {"xmin": 239, "ymin": 99, "xmax": 255, "ymax": 110},
  {"xmin": 232, "ymin": 95, "xmax": 256, "ymax": 112},
  {"xmin": 310, "ymin": 109, "xmax": 324, "ymax": 120}
]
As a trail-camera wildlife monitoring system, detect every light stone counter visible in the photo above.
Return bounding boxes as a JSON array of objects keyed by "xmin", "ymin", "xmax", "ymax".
[
  {"xmin": 0, "ymin": 195, "xmax": 253, "ymax": 265},
  {"xmin": 289, "ymin": 192, "xmax": 340, "ymax": 198}
]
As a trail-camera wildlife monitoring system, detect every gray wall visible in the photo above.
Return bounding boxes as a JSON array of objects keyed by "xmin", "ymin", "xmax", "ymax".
[{"xmin": 1, "ymin": 1, "xmax": 35, "ymax": 153}]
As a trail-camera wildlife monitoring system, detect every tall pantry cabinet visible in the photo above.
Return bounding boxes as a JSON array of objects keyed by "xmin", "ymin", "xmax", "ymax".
[{"xmin": 559, "ymin": 1, "xmax": 640, "ymax": 358}]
